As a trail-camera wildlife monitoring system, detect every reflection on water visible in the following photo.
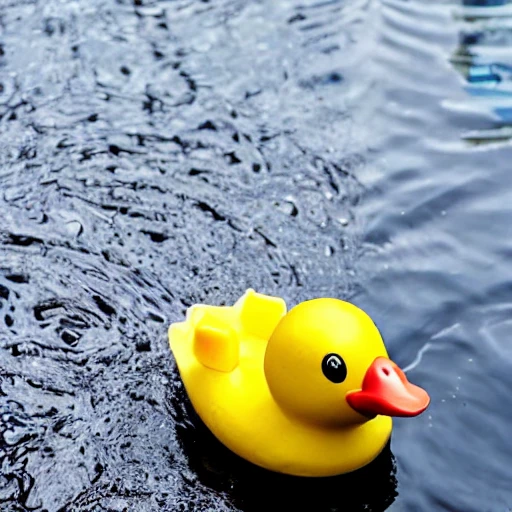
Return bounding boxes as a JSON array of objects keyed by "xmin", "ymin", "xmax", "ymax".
[{"xmin": 451, "ymin": 0, "xmax": 512, "ymax": 143}]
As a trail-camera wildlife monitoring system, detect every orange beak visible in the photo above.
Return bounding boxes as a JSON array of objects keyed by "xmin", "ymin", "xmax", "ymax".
[{"xmin": 346, "ymin": 357, "xmax": 430, "ymax": 418}]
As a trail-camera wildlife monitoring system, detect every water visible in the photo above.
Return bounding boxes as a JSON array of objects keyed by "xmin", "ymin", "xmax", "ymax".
[{"xmin": 1, "ymin": 0, "xmax": 511, "ymax": 511}]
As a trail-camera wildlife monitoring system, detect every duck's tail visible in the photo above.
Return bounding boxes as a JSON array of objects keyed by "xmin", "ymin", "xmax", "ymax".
[{"xmin": 233, "ymin": 289, "xmax": 287, "ymax": 340}]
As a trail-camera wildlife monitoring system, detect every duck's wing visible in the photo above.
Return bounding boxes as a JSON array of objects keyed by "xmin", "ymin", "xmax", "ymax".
[
  {"xmin": 192, "ymin": 307, "xmax": 240, "ymax": 373},
  {"xmin": 233, "ymin": 289, "xmax": 287, "ymax": 341}
]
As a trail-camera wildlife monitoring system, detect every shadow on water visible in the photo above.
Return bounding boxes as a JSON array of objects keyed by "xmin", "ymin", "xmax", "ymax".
[{"xmin": 169, "ymin": 380, "xmax": 398, "ymax": 512}]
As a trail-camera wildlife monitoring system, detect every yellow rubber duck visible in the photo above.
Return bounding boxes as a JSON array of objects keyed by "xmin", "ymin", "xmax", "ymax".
[{"xmin": 169, "ymin": 289, "xmax": 430, "ymax": 477}]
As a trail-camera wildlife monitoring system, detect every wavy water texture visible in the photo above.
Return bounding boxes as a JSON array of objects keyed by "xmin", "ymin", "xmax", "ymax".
[
  {"xmin": 2, "ymin": 0, "xmax": 512, "ymax": 511},
  {"xmin": 0, "ymin": 1, "xmax": 386, "ymax": 511}
]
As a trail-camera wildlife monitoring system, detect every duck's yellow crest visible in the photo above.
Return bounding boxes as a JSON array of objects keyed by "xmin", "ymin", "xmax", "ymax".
[{"xmin": 169, "ymin": 289, "xmax": 429, "ymax": 477}]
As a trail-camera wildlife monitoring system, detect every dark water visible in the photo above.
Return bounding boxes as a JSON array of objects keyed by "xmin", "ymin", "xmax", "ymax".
[{"xmin": 1, "ymin": 0, "xmax": 512, "ymax": 511}]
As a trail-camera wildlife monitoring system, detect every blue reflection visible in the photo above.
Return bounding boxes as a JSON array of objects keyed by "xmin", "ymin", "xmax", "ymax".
[
  {"xmin": 467, "ymin": 64, "xmax": 502, "ymax": 84},
  {"xmin": 453, "ymin": 0, "xmax": 512, "ymax": 130},
  {"xmin": 494, "ymin": 107, "xmax": 512, "ymax": 122},
  {"xmin": 463, "ymin": 0, "xmax": 509, "ymax": 5}
]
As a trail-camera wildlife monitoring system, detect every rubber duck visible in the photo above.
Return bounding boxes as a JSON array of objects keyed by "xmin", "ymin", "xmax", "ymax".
[{"xmin": 169, "ymin": 290, "xmax": 430, "ymax": 477}]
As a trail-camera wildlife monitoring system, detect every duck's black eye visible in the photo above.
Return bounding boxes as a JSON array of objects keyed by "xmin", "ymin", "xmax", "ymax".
[{"xmin": 322, "ymin": 353, "xmax": 347, "ymax": 383}]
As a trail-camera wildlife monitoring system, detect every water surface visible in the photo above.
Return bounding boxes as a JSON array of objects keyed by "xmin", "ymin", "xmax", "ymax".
[{"xmin": 1, "ymin": 0, "xmax": 512, "ymax": 511}]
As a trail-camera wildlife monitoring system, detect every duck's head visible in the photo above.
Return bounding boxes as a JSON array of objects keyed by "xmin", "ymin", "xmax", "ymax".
[{"xmin": 264, "ymin": 298, "xmax": 430, "ymax": 427}]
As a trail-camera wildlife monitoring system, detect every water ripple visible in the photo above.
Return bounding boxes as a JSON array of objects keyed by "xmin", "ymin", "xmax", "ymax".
[{"xmin": 357, "ymin": 0, "xmax": 512, "ymax": 510}]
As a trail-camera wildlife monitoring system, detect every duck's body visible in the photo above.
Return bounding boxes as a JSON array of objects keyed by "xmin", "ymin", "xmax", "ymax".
[{"xmin": 169, "ymin": 290, "xmax": 429, "ymax": 477}]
